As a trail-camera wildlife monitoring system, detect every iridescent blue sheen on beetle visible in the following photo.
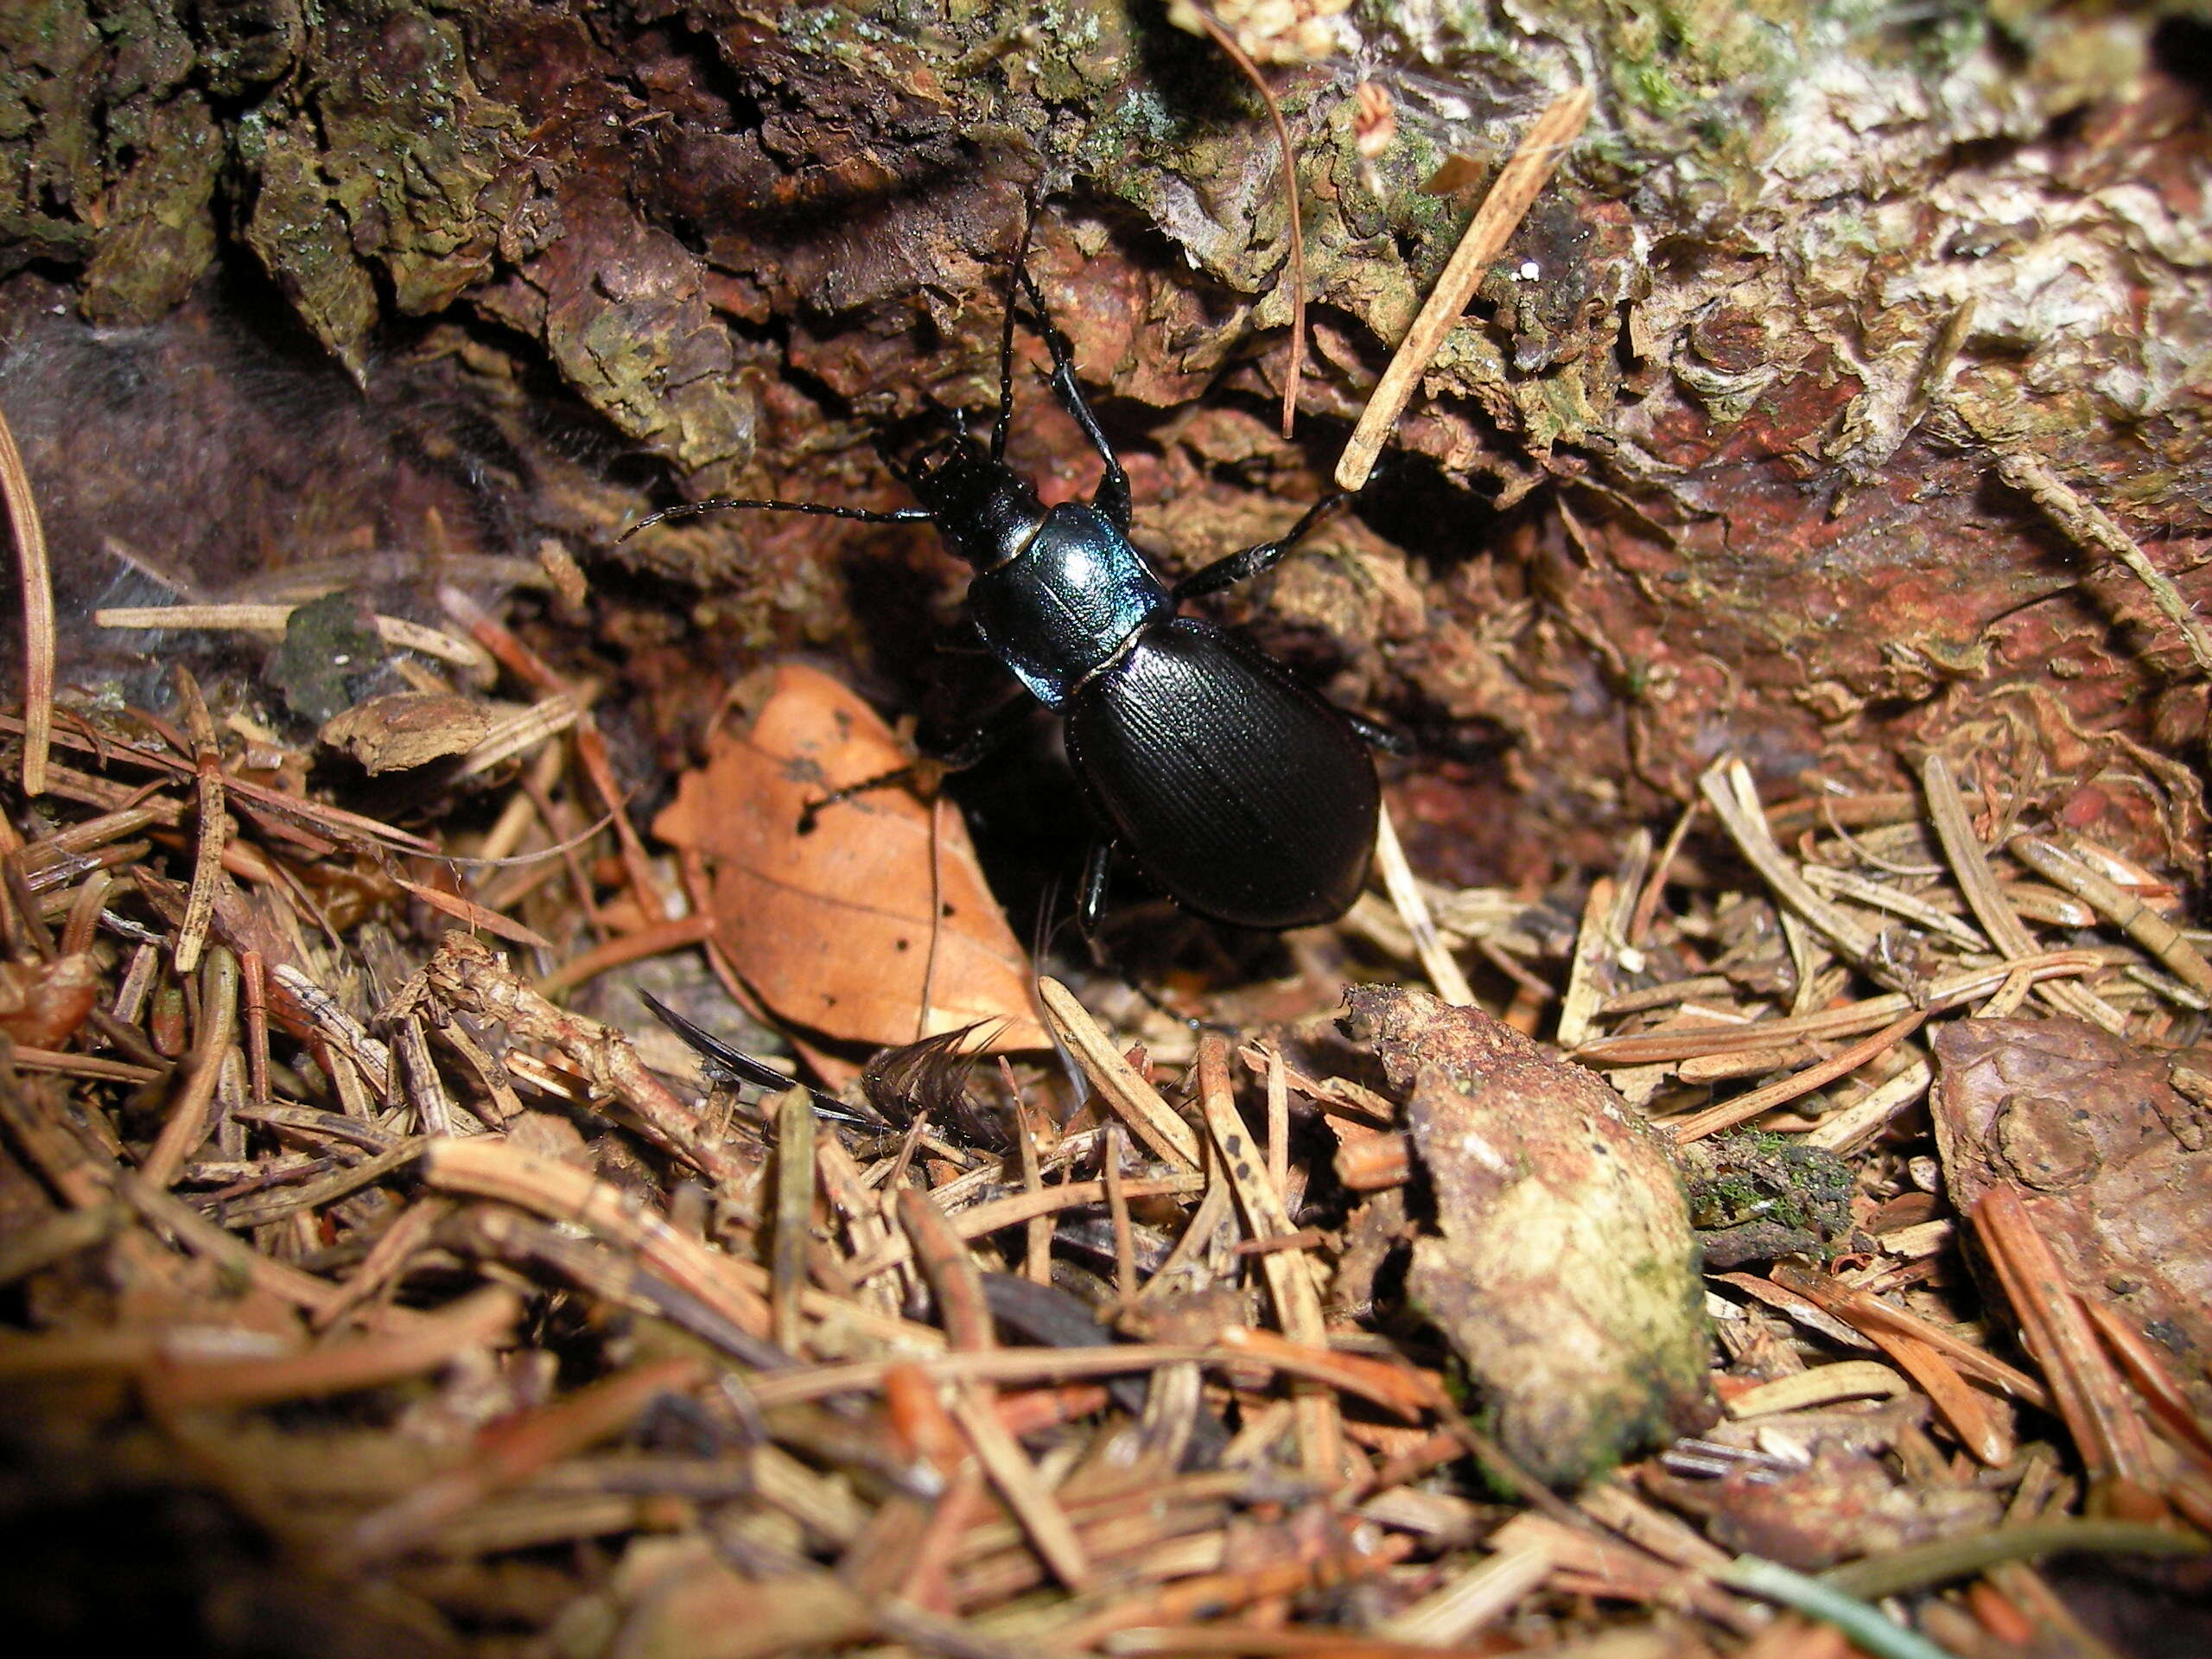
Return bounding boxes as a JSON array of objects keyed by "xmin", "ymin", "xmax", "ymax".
[{"xmin": 963, "ymin": 503, "xmax": 1174, "ymax": 709}]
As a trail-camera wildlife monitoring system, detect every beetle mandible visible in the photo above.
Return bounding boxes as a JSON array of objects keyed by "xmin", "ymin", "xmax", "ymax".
[{"xmin": 625, "ymin": 207, "xmax": 1381, "ymax": 932}]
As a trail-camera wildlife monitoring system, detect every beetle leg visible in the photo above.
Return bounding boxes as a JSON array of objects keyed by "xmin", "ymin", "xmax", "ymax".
[
  {"xmin": 1076, "ymin": 840, "xmax": 1116, "ymax": 939},
  {"xmin": 796, "ymin": 763, "xmax": 925, "ymax": 834},
  {"xmin": 923, "ymin": 690, "xmax": 1037, "ymax": 772},
  {"xmin": 1071, "ymin": 871, "xmax": 1214, "ymax": 1033},
  {"xmin": 991, "ymin": 194, "xmax": 1039, "ymax": 464},
  {"xmin": 1171, "ymin": 492, "xmax": 1348, "ymax": 599},
  {"xmin": 1014, "ymin": 266, "xmax": 1135, "ymax": 535},
  {"xmin": 797, "ymin": 693, "xmax": 1034, "ymax": 832},
  {"xmin": 1342, "ymin": 709, "xmax": 1416, "ymax": 755}
]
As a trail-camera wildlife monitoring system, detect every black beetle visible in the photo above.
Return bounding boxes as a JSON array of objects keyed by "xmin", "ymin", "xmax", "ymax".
[{"xmin": 624, "ymin": 212, "xmax": 1380, "ymax": 931}]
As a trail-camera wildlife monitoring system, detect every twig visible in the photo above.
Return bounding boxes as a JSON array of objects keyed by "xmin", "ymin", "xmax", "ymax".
[
  {"xmin": 1488, "ymin": 1510, "xmax": 1758, "ymax": 1633},
  {"xmin": 847, "ymin": 1170, "xmax": 1207, "ymax": 1280},
  {"xmin": 1008, "ymin": 1061, "xmax": 1053, "ymax": 1286},
  {"xmin": 1573, "ymin": 949, "xmax": 2101, "ymax": 1065},
  {"xmin": 1195, "ymin": 1033, "xmax": 1339, "ymax": 1480},
  {"xmin": 0, "ymin": 1200, "xmax": 124, "ymax": 1287},
  {"xmin": 1103, "ymin": 1629, "xmax": 1518, "ymax": 1658},
  {"xmin": 451, "ymin": 1205, "xmax": 791, "ymax": 1371},
  {"xmin": 237, "ymin": 949, "xmax": 270, "ymax": 1108},
  {"xmin": 6, "ymin": 1046, "xmax": 163, "ymax": 1084},
  {"xmin": 772, "ymin": 1084, "xmax": 818, "ymax": 1357},
  {"xmin": 390, "ymin": 874, "xmax": 551, "ymax": 952},
  {"xmin": 168, "ymin": 666, "xmax": 226, "ymax": 976},
  {"xmin": 314, "ymin": 1195, "xmax": 455, "ymax": 1329},
  {"xmin": 1973, "ymin": 1185, "xmax": 2165, "ymax": 1514},
  {"xmin": 269, "ymin": 962, "xmax": 394, "ymax": 1100},
  {"xmin": 142, "ymin": 945, "xmax": 239, "ymax": 1188},
  {"xmin": 911, "ymin": 1185, "xmax": 1092, "ymax": 1601},
  {"xmin": 1102, "ymin": 1122, "xmax": 1138, "ymax": 1300},
  {"xmin": 424, "ymin": 931, "xmax": 759, "ymax": 1194},
  {"xmin": 1595, "ymin": 974, "xmax": 1736, "ymax": 1016},
  {"xmin": 93, "ymin": 603, "xmax": 494, "ymax": 682},
  {"xmin": 146, "ymin": 1283, "xmax": 520, "ymax": 1410},
  {"xmin": 1725, "ymin": 1361, "xmax": 1910, "ymax": 1418},
  {"xmin": 1037, "ymin": 977, "xmax": 1203, "ymax": 1168},
  {"xmin": 393, "ymin": 1013, "xmax": 454, "ymax": 1137},
  {"xmin": 1136, "ymin": 1160, "xmax": 1235, "ymax": 1300},
  {"xmin": 898, "ymin": 1183, "xmax": 994, "ymax": 1352},
  {"xmin": 1052, "ymin": 1535, "xmax": 1410, "ymax": 1646},
  {"xmin": 1823, "ymin": 1519, "xmax": 2207, "ymax": 1601},
  {"xmin": 0, "ymin": 397, "xmax": 54, "ymax": 795},
  {"xmin": 531, "ymin": 912, "xmax": 715, "ymax": 997},
  {"xmin": 1798, "ymin": 863, "xmax": 1989, "ymax": 952},
  {"xmin": 1372, "ymin": 799, "xmax": 1475, "ymax": 1006},
  {"xmin": 1554, "ymin": 874, "xmax": 1618, "ymax": 1051},
  {"xmin": 1336, "ymin": 86, "xmax": 1593, "ymax": 491},
  {"xmin": 424, "ymin": 1003, "xmax": 521, "ymax": 1124},
  {"xmin": 339, "ymin": 1355, "xmax": 707, "ymax": 1565},
  {"xmin": 3, "ymin": 709, "xmax": 444, "ymax": 860},
  {"xmin": 1769, "ymin": 1264, "xmax": 2049, "ymax": 1408},
  {"xmin": 421, "ymin": 1132, "xmax": 781, "ymax": 1337},
  {"xmin": 950, "ymin": 1380, "xmax": 1093, "ymax": 1589},
  {"xmin": 2076, "ymin": 1294, "xmax": 2212, "ymax": 1470},
  {"xmin": 1700, "ymin": 760, "xmax": 1907, "ymax": 994},
  {"xmin": 1802, "ymin": 1059, "xmax": 1932, "ymax": 1154},
  {"xmin": 1628, "ymin": 796, "xmax": 1698, "ymax": 945},
  {"xmin": 2006, "ymin": 832, "xmax": 2212, "ymax": 998},
  {"xmin": 119, "ymin": 1176, "xmax": 340, "ymax": 1317},
  {"xmin": 1372, "ymin": 1535, "xmax": 1554, "ymax": 1644},
  {"xmin": 742, "ymin": 1339, "xmax": 1433, "ymax": 1416},
  {"xmin": 440, "ymin": 583, "xmax": 671, "ymax": 922},
  {"xmin": 454, "ymin": 693, "xmax": 582, "ymax": 778},
  {"xmin": 1263, "ymin": 1045, "xmax": 1288, "ymax": 1210},
  {"xmin": 1577, "ymin": 1480, "xmax": 1737, "ymax": 1576},
  {"xmin": 215, "ymin": 1140, "xmax": 424, "ymax": 1230}
]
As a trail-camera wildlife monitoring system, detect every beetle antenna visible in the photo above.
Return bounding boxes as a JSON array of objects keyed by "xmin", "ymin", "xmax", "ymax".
[
  {"xmin": 617, "ymin": 497, "xmax": 932, "ymax": 542},
  {"xmin": 993, "ymin": 189, "xmax": 1044, "ymax": 462}
]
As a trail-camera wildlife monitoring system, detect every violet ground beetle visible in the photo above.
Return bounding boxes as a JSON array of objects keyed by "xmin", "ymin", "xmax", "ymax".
[{"xmin": 622, "ymin": 206, "xmax": 1382, "ymax": 934}]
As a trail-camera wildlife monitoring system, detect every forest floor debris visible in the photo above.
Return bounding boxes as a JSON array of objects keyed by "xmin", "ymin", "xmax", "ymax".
[{"xmin": 2, "ymin": 671, "xmax": 2209, "ymax": 1658}]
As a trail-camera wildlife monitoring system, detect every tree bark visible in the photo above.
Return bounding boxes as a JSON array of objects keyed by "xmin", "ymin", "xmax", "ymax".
[{"xmin": 4, "ymin": 1, "xmax": 2207, "ymax": 882}]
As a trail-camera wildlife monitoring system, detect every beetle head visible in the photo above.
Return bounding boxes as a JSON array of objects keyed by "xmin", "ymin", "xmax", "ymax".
[{"xmin": 895, "ymin": 423, "xmax": 1046, "ymax": 572}]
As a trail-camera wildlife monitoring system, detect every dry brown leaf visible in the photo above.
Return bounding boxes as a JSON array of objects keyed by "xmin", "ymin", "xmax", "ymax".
[{"xmin": 654, "ymin": 663, "xmax": 1047, "ymax": 1052}]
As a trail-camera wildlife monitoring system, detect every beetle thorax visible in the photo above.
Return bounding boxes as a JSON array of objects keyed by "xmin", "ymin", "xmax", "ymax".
[{"xmin": 963, "ymin": 503, "xmax": 1173, "ymax": 710}]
